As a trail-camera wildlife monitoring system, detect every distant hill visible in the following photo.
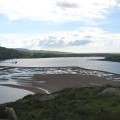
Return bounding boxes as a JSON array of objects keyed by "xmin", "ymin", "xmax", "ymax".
[
  {"xmin": 104, "ymin": 55, "xmax": 120, "ymax": 62},
  {"xmin": 0, "ymin": 46, "xmax": 23, "ymax": 60},
  {"xmin": 0, "ymin": 46, "xmax": 73, "ymax": 59},
  {"xmin": 0, "ymin": 46, "xmax": 120, "ymax": 60},
  {"xmin": 14, "ymin": 48, "xmax": 29, "ymax": 52}
]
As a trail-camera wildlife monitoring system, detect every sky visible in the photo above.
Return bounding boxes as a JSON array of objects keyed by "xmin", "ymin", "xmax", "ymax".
[{"xmin": 0, "ymin": 0, "xmax": 120, "ymax": 53}]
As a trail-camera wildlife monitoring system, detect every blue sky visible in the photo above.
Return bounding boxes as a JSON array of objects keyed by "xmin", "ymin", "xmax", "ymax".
[{"xmin": 0, "ymin": 0, "xmax": 120, "ymax": 53}]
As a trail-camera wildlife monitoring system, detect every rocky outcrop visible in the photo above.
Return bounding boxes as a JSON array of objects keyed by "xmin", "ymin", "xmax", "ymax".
[
  {"xmin": 0, "ymin": 107, "xmax": 17, "ymax": 120},
  {"xmin": 98, "ymin": 87, "xmax": 120, "ymax": 96}
]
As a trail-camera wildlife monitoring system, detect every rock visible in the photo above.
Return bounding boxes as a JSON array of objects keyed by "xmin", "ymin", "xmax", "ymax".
[
  {"xmin": 5, "ymin": 107, "xmax": 17, "ymax": 120},
  {"xmin": 39, "ymin": 94, "xmax": 55, "ymax": 102},
  {"xmin": 0, "ymin": 107, "xmax": 8, "ymax": 119},
  {"xmin": 99, "ymin": 87, "xmax": 120, "ymax": 96}
]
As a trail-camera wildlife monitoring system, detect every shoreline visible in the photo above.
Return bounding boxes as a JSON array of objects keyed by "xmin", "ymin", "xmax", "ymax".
[
  {"xmin": 0, "ymin": 84, "xmax": 50, "ymax": 94},
  {"xmin": 0, "ymin": 66, "xmax": 120, "ymax": 98},
  {"xmin": 0, "ymin": 66, "xmax": 119, "ymax": 75},
  {"xmin": 1, "ymin": 73, "xmax": 120, "ymax": 95}
]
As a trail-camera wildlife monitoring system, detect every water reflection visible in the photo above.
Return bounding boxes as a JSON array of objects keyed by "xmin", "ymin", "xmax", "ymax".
[
  {"xmin": 0, "ymin": 57, "xmax": 120, "ymax": 74},
  {"xmin": 0, "ymin": 86, "xmax": 33, "ymax": 104}
]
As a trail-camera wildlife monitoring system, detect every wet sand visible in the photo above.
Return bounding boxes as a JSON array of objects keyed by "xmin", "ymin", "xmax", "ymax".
[
  {"xmin": 32, "ymin": 74, "xmax": 120, "ymax": 92},
  {"xmin": 1, "ymin": 74, "xmax": 120, "ymax": 94},
  {"xmin": 0, "ymin": 84, "xmax": 44, "ymax": 94}
]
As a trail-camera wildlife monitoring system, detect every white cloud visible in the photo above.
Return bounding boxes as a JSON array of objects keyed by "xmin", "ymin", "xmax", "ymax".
[
  {"xmin": 0, "ymin": 27, "xmax": 120, "ymax": 53},
  {"xmin": 0, "ymin": 0, "xmax": 118, "ymax": 22}
]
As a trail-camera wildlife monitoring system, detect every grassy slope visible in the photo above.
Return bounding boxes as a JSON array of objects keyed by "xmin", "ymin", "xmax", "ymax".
[
  {"xmin": 104, "ymin": 55, "xmax": 120, "ymax": 62},
  {"xmin": 0, "ymin": 46, "xmax": 73, "ymax": 59},
  {"xmin": 1, "ymin": 86, "xmax": 120, "ymax": 120},
  {"xmin": 0, "ymin": 46, "xmax": 68, "ymax": 59},
  {"xmin": 0, "ymin": 47, "xmax": 23, "ymax": 59}
]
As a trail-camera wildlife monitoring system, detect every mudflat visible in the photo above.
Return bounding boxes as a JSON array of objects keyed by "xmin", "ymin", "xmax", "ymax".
[{"xmin": 1, "ymin": 74, "xmax": 120, "ymax": 94}]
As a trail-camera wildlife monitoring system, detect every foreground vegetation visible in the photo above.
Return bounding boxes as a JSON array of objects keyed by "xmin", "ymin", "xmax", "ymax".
[{"xmin": 1, "ymin": 86, "xmax": 120, "ymax": 120}]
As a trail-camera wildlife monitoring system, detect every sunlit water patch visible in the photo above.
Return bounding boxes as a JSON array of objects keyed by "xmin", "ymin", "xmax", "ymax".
[
  {"xmin": 0, "ymin": 86, "xmax": 33, "ymax": 104},
  {"xmin": 0, "ymin": 57, "xmax": 120, "ymax": 74}
]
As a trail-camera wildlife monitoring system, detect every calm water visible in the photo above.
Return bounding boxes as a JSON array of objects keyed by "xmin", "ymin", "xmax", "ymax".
[
  {"xmin": 0, "ymin": 86, "xmax": 33, "ymax": 104},
  {"xmin": 0, "ymin": 57, "xmax": 120, "ymax": 74}
]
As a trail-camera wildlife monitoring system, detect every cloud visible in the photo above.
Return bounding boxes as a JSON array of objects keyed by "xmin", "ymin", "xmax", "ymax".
[
  {"xmin": 0, "ymin": 26, "xmax": 120, "ymax": 53},
  {"xmin": 69, "ymin": 40, "xmax": 92, "ymax": 46},
  {"xmin": 38, "ymin": 39, "xmax": 64, "ymax": 48},
  {"xmin": 0, "ymin": 0, "xmax": 118, "ymax": 22},
  {"xmin": 56, "ymin": 1, "xmax": 79, "ymax": 8},
  {"xmin": 38, "ymin": 39, "xmax": 91, "ymax": 48}
]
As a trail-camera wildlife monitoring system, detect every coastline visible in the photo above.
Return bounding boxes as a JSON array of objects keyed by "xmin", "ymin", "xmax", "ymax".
[
  {"xmin": 1, "ymin": 73, "xmax": 120, "ymax": 95},
  {"xmin": 0, "ymin": 84, "xmax": 46, "ymax": 94},
  {"xmin": 0, "ymin": 66, "xmax": 120, "ymax": 100}
]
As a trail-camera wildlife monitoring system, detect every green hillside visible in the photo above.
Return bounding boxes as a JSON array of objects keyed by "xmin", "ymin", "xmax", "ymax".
[
  {"xmin": 104, "ymin": 55, "xmax": 120, "ymax": 62},
  {"xmin": 0, "ymin": 46, "xmax": 23, "ymax": 59},
  {"xmin": 0, "ymin": 46, "xmax": 72, "ymax": 59},
  {"xmin": 0, "ymin": 46, "xmax": 120, "ymax": 60},
  {"xmin": 1, "ymin": 86, "xmax": 120, "ymax": 120}
]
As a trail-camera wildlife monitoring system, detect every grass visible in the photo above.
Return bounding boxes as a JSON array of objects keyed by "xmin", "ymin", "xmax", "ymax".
[
  {"xmin": 1, "ymin": 86, "xmax": 120, "ymax": 120},
  {"xmin": 104, "ymin": 55, "xmax": 120, "ymax": 62}
]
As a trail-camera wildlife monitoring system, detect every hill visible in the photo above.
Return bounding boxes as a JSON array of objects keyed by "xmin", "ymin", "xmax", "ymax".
[
  {"xmin": 1, "ymin": 86, "xmax": 120, "ymax": 120},
  {"xmin": 0, "ymin": 46, "xmax": 73, "ymax": 59},
  {"xmin": 0, "ymin": 46, "xmax": 120, "ymax": 60},
  {"xmin": 104, "ymin": 55, "xmax": 120, "ymax": 62},
  {"xmin": 0, "ymin": 46, "xmax": 23, "ymax": 60}
]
